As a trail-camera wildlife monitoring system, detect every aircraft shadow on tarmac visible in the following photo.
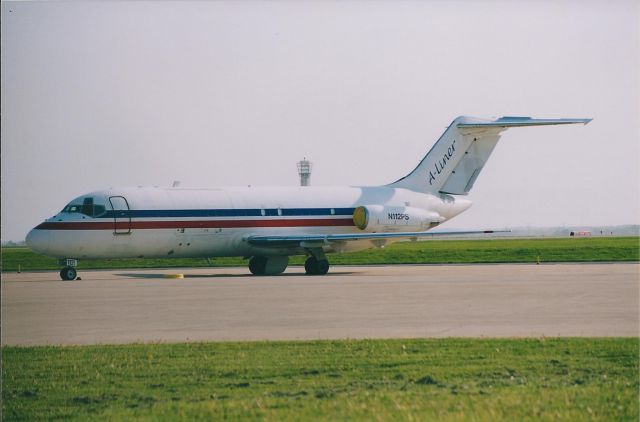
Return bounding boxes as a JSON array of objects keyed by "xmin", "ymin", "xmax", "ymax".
[{"xmin": 115, "ymin": 272, "xmax": 357, "ymax": 279}]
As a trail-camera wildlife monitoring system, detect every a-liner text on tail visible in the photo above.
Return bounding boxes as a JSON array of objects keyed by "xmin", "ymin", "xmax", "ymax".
[
  {"xmin": 26, "ymin": 115, "xmax": 591, "ymax": 280},
  {"xmin": 389, "ymin": 116, "xmax": 591, "ymax": 195}
]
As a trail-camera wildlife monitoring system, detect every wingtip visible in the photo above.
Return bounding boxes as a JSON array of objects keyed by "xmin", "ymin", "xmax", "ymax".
[{"xmin": 566, "ymin": 117, "xmax": 593, "ymax": 125}]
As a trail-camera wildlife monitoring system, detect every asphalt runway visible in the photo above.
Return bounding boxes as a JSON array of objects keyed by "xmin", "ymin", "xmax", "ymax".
[{"xmin": 2, "ymin": 263, "xmax": 638, "ymax": 345}]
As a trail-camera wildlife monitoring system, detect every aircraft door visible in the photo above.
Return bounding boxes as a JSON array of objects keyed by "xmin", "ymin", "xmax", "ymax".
[{"xmin": 109, "ymin": 196, "xmax": 131, "ymax": 235}]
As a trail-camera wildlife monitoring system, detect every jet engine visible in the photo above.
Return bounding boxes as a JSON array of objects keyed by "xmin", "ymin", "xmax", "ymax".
[{"xmin": 352, "ymin": 205, "xmax": 443, "ymax": 232}]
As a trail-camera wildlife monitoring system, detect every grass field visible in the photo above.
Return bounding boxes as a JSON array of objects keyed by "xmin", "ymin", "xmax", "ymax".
[
  {"xmin": 2, "ymin": 237, "xmax": 639, "ymax": 272},
  {"xmin": 2, "ymin": 338, "xmax": 637, "ymax": 421}
]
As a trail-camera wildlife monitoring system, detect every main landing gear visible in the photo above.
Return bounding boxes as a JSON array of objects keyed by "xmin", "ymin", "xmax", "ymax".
[
  {"xmin": 248, "ymin": 253, "xmax": 331, "ymax": 276},
  {"xmin": 304, "ymin": 256, "xmax": 329, "ymax": 275},
  {"xmin": 304, "ymin": 247, "xmax": 330, "ymax": 275},
  {"xmin": 248, "ymin": 256, "xmax": 289, "ymax": 275},
  {"xmin": 58, "ymin": 259, "xmax": 79, "ymax": 281}
]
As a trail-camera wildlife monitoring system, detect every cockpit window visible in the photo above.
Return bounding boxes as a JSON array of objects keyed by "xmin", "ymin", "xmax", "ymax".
[
  {"xmin": 93, "ymin": 205, "xmax": 106, "ymax": 216},
  {"xmin": 81, "ymin": 197, "xmax": 93, "ymax": 216},
  {"xmin": 61, "ymin": 197, "xmax": 107, "ymax": 217}
]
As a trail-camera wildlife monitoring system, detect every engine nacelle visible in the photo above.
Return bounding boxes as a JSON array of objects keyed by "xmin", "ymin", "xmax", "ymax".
[{"xmin": 352, "ymin": 205, "xmax": 443, "ymax": 232}]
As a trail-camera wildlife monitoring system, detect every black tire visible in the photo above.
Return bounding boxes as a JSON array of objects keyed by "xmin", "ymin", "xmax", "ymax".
[
  {"xmin": 60, "ymin": 267, "xmax": 77, "ymax": 281},
  {"xmin": 248, "ymin": 256, "xmax": 267, "ymax": 275},
  {"xmin": 304, "ymin": 256, "xmax": 317, "ymax": 275},
  {"xmin": 316, "ymin": 259, "xmax": 330, "ymax": 275},
  {"xmin": 305, "ymin": 257, "xmax": 330, "ymax": 275}
]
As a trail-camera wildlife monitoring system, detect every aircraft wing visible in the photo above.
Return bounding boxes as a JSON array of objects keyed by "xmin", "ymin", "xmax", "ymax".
[{"xmin": 247, "ymin": 230, "xmax": 507, "ymax": 248}]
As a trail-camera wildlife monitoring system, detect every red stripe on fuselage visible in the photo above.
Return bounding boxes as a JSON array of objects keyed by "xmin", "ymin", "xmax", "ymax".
[{"xmin": 35, "ymin": 218, "xmax": 355, "ymax": 231}]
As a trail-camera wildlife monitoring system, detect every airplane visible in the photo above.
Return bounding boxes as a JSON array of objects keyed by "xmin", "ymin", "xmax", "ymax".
[{"xmin": 26, "ymin": 115, "xmax": 591, "ymax": 280}]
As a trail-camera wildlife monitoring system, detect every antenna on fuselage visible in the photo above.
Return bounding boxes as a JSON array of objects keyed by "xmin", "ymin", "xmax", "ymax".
[{"xmin": 297, "ymin": 158, "xmax": 312, "ymax": 186}]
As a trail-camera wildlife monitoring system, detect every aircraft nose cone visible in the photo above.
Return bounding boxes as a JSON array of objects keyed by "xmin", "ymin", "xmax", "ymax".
[{"xmin": 25, "ymin": 227, "xmax": 51, "ymax": 255}]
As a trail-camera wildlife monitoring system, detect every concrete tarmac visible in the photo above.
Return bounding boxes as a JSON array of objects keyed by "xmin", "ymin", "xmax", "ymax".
[{"xmin": 2, "ymin": 263, "xmax": 638, "ymax": 345}]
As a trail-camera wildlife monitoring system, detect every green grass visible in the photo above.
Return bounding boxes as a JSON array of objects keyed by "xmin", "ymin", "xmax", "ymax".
[
  {"xmin": 2, "ymin": 237, "xmax": 638, "ymax": 272},
  {"xmin": 2, "ymin": 338, "xmax": 638, "ymax": 421}
]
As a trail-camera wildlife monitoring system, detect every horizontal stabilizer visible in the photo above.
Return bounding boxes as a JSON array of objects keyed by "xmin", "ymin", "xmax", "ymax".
[{"xmin": 457, "ymin": 116, "xmax": 592, "ymax": 129}]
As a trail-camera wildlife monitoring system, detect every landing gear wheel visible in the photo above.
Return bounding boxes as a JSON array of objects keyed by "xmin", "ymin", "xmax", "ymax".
[
  {"xmin": 304, "ymin": 256, "xmax": 330, "ymax": 275},
  {"xmin": 248, "ymin": 256, "xmax": 267, "ymax": 275},
  {"xmin": 60, "ymin": 266, "xmax": 77, "ymax": 281},
  {"xmin": 304, "ymin": 256, "xmax": 317, "ymax": 274},
  {"xmin": 316, "ymin": 259, "xmax": 329, "ymax": 275}
]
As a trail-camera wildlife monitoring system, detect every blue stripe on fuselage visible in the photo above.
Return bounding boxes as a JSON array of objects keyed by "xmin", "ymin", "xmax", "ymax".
[{"xmin": 96, "ymin": 207, "xmax": 356, "ymax": 219}]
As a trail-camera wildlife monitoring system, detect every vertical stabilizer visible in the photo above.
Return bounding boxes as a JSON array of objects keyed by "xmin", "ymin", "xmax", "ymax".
[{"xmin": 388, "ymin": 116, "xmax": 591, "ymax": 195}]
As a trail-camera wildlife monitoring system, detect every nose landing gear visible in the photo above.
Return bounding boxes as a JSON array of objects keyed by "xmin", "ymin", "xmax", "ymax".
[
  {"xmin": 58, "ymin": 259, "xmax": 79, "ymax": 281},
  {"xmin": 60, "ymin": 267, "xmax": 77, "ymax": 281}
]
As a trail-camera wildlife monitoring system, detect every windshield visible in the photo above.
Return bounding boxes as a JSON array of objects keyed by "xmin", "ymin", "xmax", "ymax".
[{"xmin": 61, "ymin": 197, "xmax": 106, "ymax": 217}]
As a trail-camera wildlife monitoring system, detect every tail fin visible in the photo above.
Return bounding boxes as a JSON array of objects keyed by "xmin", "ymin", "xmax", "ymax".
[{"xmin": 388, "ymin": 116, "xmax": 591, "ymax": 195}]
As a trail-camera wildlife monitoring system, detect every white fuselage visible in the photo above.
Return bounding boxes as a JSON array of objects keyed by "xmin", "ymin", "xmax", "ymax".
[
  {"xmin": 26, "ymin": 185, "xmax": 471, "ymax": 260},
  {"xmin": 24, "ymin": 115, "xmax": 590, "ymax": 279}
]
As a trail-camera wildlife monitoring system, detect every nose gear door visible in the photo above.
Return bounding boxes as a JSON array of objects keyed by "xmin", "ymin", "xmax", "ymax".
[{"xmin": 109, "ymin": 196, "xmax": 131, "ymax": 234}]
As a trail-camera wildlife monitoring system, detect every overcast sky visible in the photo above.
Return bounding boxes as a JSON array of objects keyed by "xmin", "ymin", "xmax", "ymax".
[{"xmin": 2, "ymin": 0, "xmax": 639, "ymax": 241}]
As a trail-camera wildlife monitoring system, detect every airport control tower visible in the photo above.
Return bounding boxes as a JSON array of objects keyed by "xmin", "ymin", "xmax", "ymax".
[{"xmin": 297, "ymin": 158, "xmax": 312, "ymax": 186}]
